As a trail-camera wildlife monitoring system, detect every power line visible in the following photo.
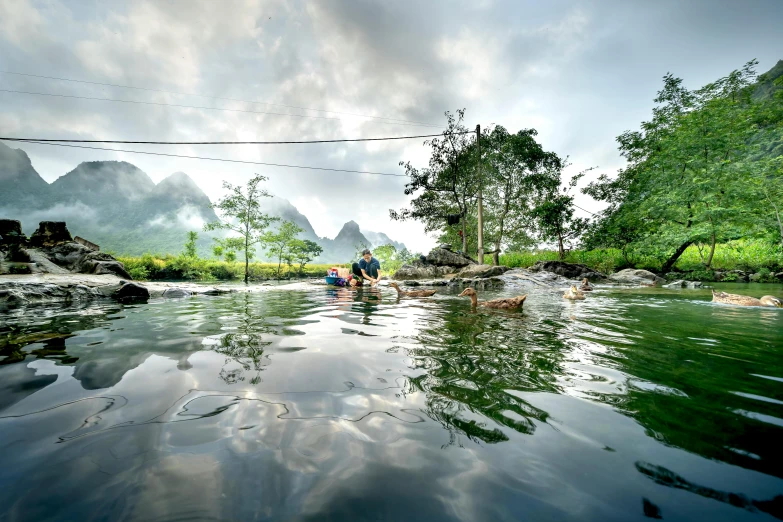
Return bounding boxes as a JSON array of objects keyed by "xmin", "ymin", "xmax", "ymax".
[
  {"xmin": 0, "ymin": 70, "xmax": 441, "ymax": 128},
  {"xmin": 0, "ymin": 131, "xmax": 471, "ymax": 146},
  {"xmin": 2, "ymin": 139, "xmax": 407, "ymax": 177}
]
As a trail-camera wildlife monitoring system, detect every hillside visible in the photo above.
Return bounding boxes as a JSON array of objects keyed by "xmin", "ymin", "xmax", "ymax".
[{"xmin": 0, "ymin": 143, "xmax": 407, "ymax": 261}]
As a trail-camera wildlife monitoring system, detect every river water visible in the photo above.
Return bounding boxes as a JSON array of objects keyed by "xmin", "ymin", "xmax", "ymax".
[{"xmin": 1, "ymin": 282, "xmax": 782, "ymax": 521}]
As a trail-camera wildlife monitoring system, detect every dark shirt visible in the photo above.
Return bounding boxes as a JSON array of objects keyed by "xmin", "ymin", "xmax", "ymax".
[{"xmin": 359, "ymin": 257, "xmax": 381, "ymax": 272}]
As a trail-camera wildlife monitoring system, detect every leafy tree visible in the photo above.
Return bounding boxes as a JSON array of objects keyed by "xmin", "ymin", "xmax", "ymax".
[
  {"xmin": 531, "ymin": 166, "xmax": 591, "ymax": 259},
  {"xmin": 264, "ymin": 220, "xmax": 304, "ymax": 278},
  {"xmin": 224, "ymin": 251, "xmax": 237, "ymax": 263},
  {"xmin": 205, "ymin": 174, "xmax": 279, "ymax": 283},
  {"xmin": 183, "ymin": 231, "xmax": 199, "ymax": 258},
  {"xmin": 391, "ymin": 109, "xmax": 479, "ymax": 253},
  {"xmin": 481, "ymin": 126, "xmax": 562, "ymax": 264},
  {"xmin": 290, "ymin": 239, "xmax": 323, "ymax": 274},
  {"xmin": 212, "ymin": 244, "xmax": 224, "ymax": 260}
]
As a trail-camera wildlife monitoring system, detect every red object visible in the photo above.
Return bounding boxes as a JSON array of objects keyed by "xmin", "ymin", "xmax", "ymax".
[{"xmin": 458, "ymin": 230, "xmax": 464, "ymax": 238}]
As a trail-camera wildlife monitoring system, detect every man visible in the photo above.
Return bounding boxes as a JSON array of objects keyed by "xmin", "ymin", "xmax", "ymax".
[{"xmin": 351, "ymin": 249, "xmax": 381, "ymax": 286}]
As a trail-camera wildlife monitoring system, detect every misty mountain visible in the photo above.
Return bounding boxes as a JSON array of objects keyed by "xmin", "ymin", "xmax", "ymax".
[{"xmin": 0, "ymin": 142, "xmax": 407, "ymax": 261}]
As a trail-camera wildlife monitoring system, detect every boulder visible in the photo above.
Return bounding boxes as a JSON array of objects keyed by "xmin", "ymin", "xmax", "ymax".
[
  {"xmin": 749, "ymin": 272, "xmax": 762, "ymax": 282},
  {"xmin": 425, "ymin": 247, "xmax": 476, "ymax": 268},
  {"xmin": 438, "ymin": 244, "xmax": 453, "ymax": 251},
  {"xmin": 529, "ymin": 260, "xmax": 607, "ymax": 281},
  {"xmin": 393, "ymin": 262, "xmax": 453, "ymax": 280},
  {"xmin": 455, "ymin": 264, "xmax": 511, "ymax": 279},
  {"xmin": 29, "ymin": 221, "xmax": 73, "ymax": 247},
  {"xmin": 44, "ymin": 242, "xmax": 132, "ymax": 279},
  {"xmin": 162, "ymin": 288, "xmax": 193, "ymax": 298},
  {"xmin": 775, "ymin": 272, "xmax": 783, "ymax": 282},
  {"xmin": 608, "ymin": 269, "xmax": 665, "ymax": 285},
  {"xmin": 0, "ymin": 219, "xmax": 27, "ymax": 247},
  {"xmin": 112, "ymin": 282, "xmax": 149, "ymax": 302},
  {"xmin": 448, "ymin": 276, "xmax": 505, "ymax": 290},
  {"xmin": 402, "ymin": 280, "xmax": 450, "ymax": 287}
]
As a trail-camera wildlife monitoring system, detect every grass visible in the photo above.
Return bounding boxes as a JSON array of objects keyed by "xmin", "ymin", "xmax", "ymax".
[
  {"xmin": 500, "ymin": 240, "xmax": 782, "ymax": 280},
  {"xmin": 118, "ymin": 253, "xmax": 349, "ymax": 282}
]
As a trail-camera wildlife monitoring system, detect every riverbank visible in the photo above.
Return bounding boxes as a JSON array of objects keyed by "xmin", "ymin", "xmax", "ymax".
[{"xmin": 500, "ymin": 240, "xmax": 783, "ymax": 283}]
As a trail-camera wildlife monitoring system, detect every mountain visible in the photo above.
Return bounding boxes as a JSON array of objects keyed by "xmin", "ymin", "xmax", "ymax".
[{"xmin": 0, "ymin": 143, "xmax": 408, "ymax": 261}]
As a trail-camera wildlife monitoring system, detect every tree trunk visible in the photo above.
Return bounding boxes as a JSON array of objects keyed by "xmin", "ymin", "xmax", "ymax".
[
  {"xmin": 557, "ymin": 232, "xmax": 565, "ymax": 260},
  {"xmin": 492, "ymin": 251, "xmax": 499, "ymax": 266},
  {"xmin": 705, "ymin": 233, "xmax": 716, "ymax": 269},
  {"xmin": 772, "ymin": 201, "xmax": 783, "ymax": 247},
  {"xmin": 661, "ymin": 240, "xmax": 692, "ymax": 273},
  {"xmin": 461, "ymin": 216, "xmax": 467, "ymax": 253},
  {"xmin": 244, "ymin": 236, "xmax": 249, "ymax": 284}
]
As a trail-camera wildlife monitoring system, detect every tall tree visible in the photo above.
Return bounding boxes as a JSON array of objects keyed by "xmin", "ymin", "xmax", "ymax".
[
  {"xmin": 391, "ymin": 109, "xmax": 479, "ymax": 253},
  {"xmin": 289, "ymin": 239, "xmax": 323, "ymax": 274},
  {"xmin": 531, "ymin": 167, "xmax": 590, "ymax": 259},
  {"xmin": 205, "ymin": 174, "xmax": 279, "ymax": 283}
]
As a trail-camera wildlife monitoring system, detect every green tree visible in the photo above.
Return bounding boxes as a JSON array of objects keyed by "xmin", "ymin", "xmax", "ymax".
[
  {"xmin": 205, "ymin": 174, "xmax": 279, "ymax": 283},
  {"xmin": 264, "ymin": 221, "xmax": 304, "ymax": 278},
  {"xmin": 212, "ymin": 244, "xmax": 224, "ymax": 260},
  {"xmin": 224, "ymin": 251, "xmax": 237, "ymax": 263},
  {"xmin": 290, "ymin": 239, "xmax": 324, "ymax": 274},
  {"xmin": 531, "ymin": 166, "xmax": 591, "ymax": 259},
  {"xmin": 183, "ymin": 231, "xmax": 199, "ymax": 258},
  {"xmin": 391, "ymin": 109, "xmax": 479, "ymax": 253}
]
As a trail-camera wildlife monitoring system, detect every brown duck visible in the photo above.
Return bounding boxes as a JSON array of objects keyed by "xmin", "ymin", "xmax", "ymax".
[
  {"xmin": 712, "ymin": 290, "xmax": 782, "ymax": 308},
  {"xmin": 458, "ymin": 287, "xmax": 527, "ymax": 309},
  {"xmin": 580, "ymin": 278, "xmax": 593, "ymax": 291},
  {"xmin": 389, "ymin": 282, "xmax": 436, "ymax": 298},
  {"xmin": 563, "ymin": 285, "xmax": 586, "ymax": 300}
]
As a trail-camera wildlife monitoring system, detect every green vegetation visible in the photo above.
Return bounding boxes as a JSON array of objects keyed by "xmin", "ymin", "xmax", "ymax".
[
  {"xmin": 119, "ymin": 253, "xmax": 342, "ymax": 282},
  {"xmin": 500, "ymin": 239, "xmax": 782, "ymax": 281}
]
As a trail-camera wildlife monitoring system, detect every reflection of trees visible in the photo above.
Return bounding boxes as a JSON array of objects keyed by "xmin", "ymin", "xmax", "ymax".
[{"xmin": 405, "ymin": 305, "xmax": 569, "ymax": 446}]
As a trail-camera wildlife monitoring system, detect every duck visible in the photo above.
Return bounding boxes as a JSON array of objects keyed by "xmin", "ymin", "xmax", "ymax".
[
  {"xmin": 711, "ymin": 290, "xmax": 782, "ymax": 308},
  {"xmin": 579, "ymin": 278, "xmax": 593, "ymax": 291},
  {"xmin": 389, "ymin": 282, "xmax": 437, "ymax": 298},
  {"xmin": 458, "ymin": 287, "xmax": 527, "ymax": 309},
  {"xmin": 563, "ymin": 285, "xmax": 586, "ymax": 300}
]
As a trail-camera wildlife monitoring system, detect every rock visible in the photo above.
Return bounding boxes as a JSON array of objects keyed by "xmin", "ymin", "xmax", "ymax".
[
  {"xmin": 663, "ymin": 280, "xmax": 703, "ymax": 289},
  {"xmin": 393, "ymin": 262, "xmax": 453, "ymax": 280},
  {"xmin": 775, "ymin": 272, "xmax": 783, "ymax": 282},
  {"xmin": 749, "ymin": 272, "xmax": 763, "ymax": 282},
  {"xmin": 162, "ymin": 287, "xmax": 192, "ymax": 298},
  {"xmin": 7, "ymin": 244, "xmax": 31, "ymax": 263},
  {"xmin": 438, "ymin": 244, "xmax": 453, "ymax": 251},
  {"xmin": 402, "ymin": 280, "xmax": 449, "ymax": 287},
  {"xmin": 448, "ymin": 276, "xmax": 505, "ymax": 289},
  {"xmin": 425, "ymin": 247, "xmax": 476, "ymax": 268},
  {"xmin": 112, "ymin": 282, "xmax": 149, "ymax": 302},
  {"xmin": 44, "ymin": 242, "xmax": 132, "ymax": 279},
  {"xmin": 608, "ymin": 269, "xmax": 665, "ymax": 285},
  {"xmin": 74, "ymin": 236, "xmax": 100, "ymax": 251},
  {"xmin": 455, "ymin": 264, "xmax": 511, "ymax": 279},
  {"xmin": 29, "ymin": 221, "xmax": 73, "ymax": 247},
  {"xmin": 0, "ymin": 219, "xmax": 27, "ymax": 247},
  {"xmin": 529, "ymin": 261, "xmax": 607, "ymax": 281}
]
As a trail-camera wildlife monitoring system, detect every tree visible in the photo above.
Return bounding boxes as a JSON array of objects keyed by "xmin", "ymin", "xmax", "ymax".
[
  {"xmin": 205, "ymin": 174, "xmax": 279, "ymax": 283},
  {"xmin": 212, "ymin": 244, "xmax": 224, "ymax": 260},
  {"xmin": 584, "ymin": 61, "xmax": 762, "ymax": 271},
  {"xmin": 225, "ymin": 251, "xmax": 237, "ymax": 263},
  {"xmin": 391, "ymin": 109, "xmax": 479, "ymax": 253},
  {"xmin": 183, "ymin": 231, "xmax": 198, "ymax": 258},
  {"xmin": 481, "ymin": 126, "xmax": 562, "ymax": 264},
  {"xmin": 264, "ymin": 220, "xmax": 304, "ymax": 278},
  {"xmin": 290, "ymin": 239, "xmax": 323, "ymax": 274},
  {"xmin": 531, "ymin": 166, "xmax": 591, "ymax": 259}
]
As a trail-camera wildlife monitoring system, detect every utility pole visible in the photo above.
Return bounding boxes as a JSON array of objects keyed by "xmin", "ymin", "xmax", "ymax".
[{"xmin": 476, "ymin": 124, "xmax": 484, "ymax": 265}]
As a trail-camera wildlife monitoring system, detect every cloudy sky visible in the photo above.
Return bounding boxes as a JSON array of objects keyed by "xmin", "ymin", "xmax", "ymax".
[{"xmin": 1, "ymin": 0, "xmax": 782, "ymax": 252}]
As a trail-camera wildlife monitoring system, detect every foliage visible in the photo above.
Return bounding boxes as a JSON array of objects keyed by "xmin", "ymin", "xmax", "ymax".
[
  {"xmin": 205, "ymin": 174, "xmax": 279, "ymax": 283},
  {"xmin": 263, "ymin": 220, "xmax": 304, "ymax": 278},
  {"xmin": 183, "ymin": 231, "xmax": 199, "ymax": 258},
  {"xmin": 289, "ymin": 239, "xmax": 323, "ymax": 274},
  {"xmin": 118, "ymin": 253, "xmax": 340, "ymax": 281},
  {"xmin": 372, "ymin": 244, "xmax": 416, "ymax": 274}
]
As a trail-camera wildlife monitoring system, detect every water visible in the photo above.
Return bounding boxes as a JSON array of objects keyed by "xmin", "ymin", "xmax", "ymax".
[{"xmin": 1, "ymin": 281, "xmax": 782, "ymax": 522}]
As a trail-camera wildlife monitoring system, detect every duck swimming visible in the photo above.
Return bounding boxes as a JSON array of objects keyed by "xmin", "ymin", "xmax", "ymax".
[
  {"xmin": 711, "ymin": 290, "xmax": 782, "ymax": 308},
  {"xmin": 458, "ymin": 287, "xmax": 527, "ymax": 309},
  {"xmin": 389, "ymin": 282, "xmax": 437, "ymax": 298},
  {"xmin": 580, "ymin": 278, "xmax": 593, "ymax": 291},
  {"xmin": 563, "ymin": 286, "xmax": 586, "ymax": 300}
]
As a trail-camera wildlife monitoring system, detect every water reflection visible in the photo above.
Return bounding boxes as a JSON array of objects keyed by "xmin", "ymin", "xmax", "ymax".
[{"xmin": 0, "ymin": 284, "xmax": 781, "ymax": 521}]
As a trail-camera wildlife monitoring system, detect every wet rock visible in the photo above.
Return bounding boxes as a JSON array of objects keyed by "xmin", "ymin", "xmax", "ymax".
[
  {"xmin": 663, "ymin": 280, "xmax": 703, "ymax": 289},
  {"xmin": 455, "ymin": 264, "xmax": 511, "ymax": 279},
  {"xmin": 402, "ymin": 280, "xmax": 449, "ymax": 287},
  {"xmin": 749, "ymin": 272, "xmax": 762, "ymax": 282},
  {"xmin": 44, "ymin": 242, "xmax": 132, "ymax": 279},
  {"xmin": 448, "ymin": 276, "xmax": 505, "ymax": 289},
  {"xmin": 162, "ymin": 287, "xmax": 192, "ymax": 298},
  {"xmin": 29, "ymin": 221, "xmax": 73, "ymax": 247},
  {"xmin": 608, "ymin": 269, "xmax": 664, "ymax": 285},
  {"xmin": 425, "ymin": 247, "xmax": 476, "ymax": 268},
  {"xmin": 112, "ymin": 282, "xmax": 149, "ymax": 302},
  {"xmin": 529, "ymin": 261, "xmax": 606, "ymax": 281},
  {"xmin": 775, "ymin": 272, "xmax": 783, "ymax": 282}
]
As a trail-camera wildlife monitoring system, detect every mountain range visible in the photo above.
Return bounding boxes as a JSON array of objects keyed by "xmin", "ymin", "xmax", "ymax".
[{"xmin": 0, "ymin": 142, "xmax": 406, "ymax": 261}]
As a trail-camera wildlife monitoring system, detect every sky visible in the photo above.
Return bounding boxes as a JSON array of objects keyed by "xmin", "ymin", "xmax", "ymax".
[{"xmin": 1, "ymin": 0, "xmax": 782, "ymax": 253}]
